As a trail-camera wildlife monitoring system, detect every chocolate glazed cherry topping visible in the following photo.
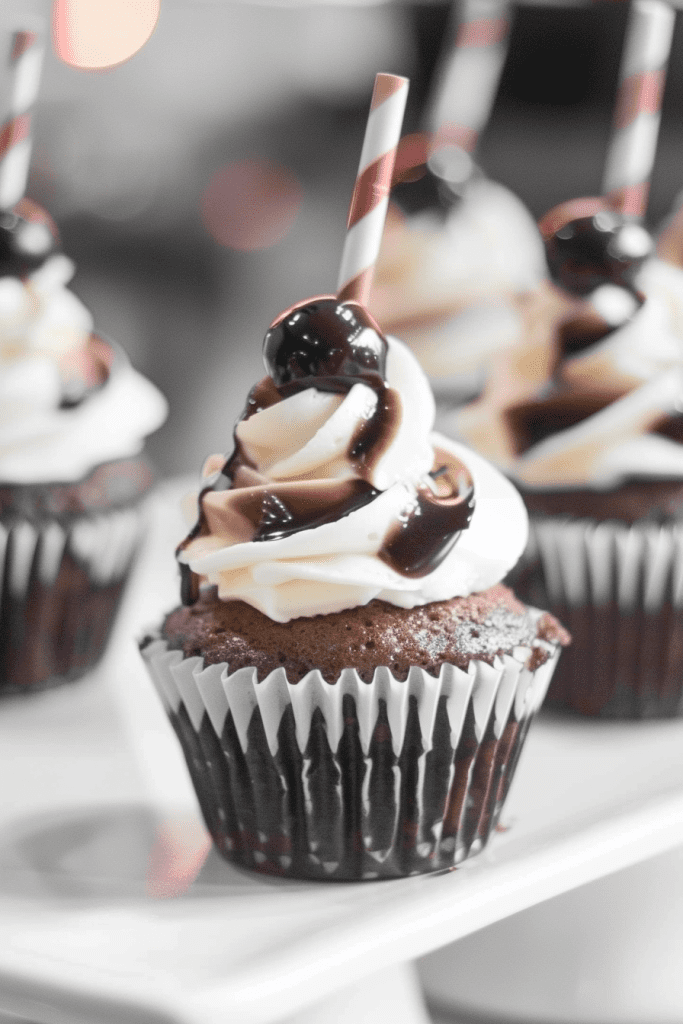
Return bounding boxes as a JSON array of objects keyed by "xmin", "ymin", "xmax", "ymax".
[
  {"xmin": 0, "ymin": 210, "xmax": 56, "ymax": 278},
  {"xmin": 179, "ymin": 297, "xmax": 475, "ymax": 604},
  {"xmin": 545, "ymin": 210, "xmax": 652, "ymax": 298},
  {"xmin": 263, "ymin": 296, "xmax": 399, "ymax": 475},
  {"xmin": 541, "ymin": 208, "xmax": 654, "ymax": 361},
  {"xmin": 264, "ymin": 298, "xmax": 386, "ymax": 390}
]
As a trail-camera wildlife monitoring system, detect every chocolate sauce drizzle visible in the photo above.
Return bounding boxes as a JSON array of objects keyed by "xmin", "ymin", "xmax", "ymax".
[
  {"xmin": 380, "ymin": 448, "xmax": 474, "ymax": 578},
  {"xmin": 178, "ymin": 297, "xmax": 475, "ymax": 604}
]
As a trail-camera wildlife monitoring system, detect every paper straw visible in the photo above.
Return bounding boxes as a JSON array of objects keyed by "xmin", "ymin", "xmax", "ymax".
[
  {"xmin": 337, "ymin": 73, "xmax": 409, "ymax": 305},
  {"xmin": 0, "ymin": 24, "xmax": 45, "ymax": 211},
  {"xmin": 429, "ymin": 0, "xmax": 511, "ymax": 158},
  {"xmin": 602, "ymin": 0, "xmax": 674, "ymax": 219}
]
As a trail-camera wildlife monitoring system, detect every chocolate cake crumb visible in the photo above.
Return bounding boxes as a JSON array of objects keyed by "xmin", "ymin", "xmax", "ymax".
[
  {"xmin": 161, "ymin": 585, "xmax": 570, "ymax": 684},
  {"xmin": 536, "ymin": 612, "xmax": 571, "ymax": 648}
]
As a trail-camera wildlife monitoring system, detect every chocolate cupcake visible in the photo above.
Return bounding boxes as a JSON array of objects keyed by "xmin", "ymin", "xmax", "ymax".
[
  {"xmin": 0, "ymin": 209, "xmax": 167, "ymax": 693},
  {"xmin": 451, "ymin": 204, "xmax": 683, "ymax": 718},
  {"xmin": 140, "ymin": 297, "xmax": 568, "ymax": 880}
]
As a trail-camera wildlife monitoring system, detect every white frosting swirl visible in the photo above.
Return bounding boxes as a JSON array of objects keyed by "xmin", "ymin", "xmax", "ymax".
[
  {"xmin": 0, "ymin": 254, "xmax": 93, "ymax": 359},
  {"xmin": 180, "ymin": 336, "xmax": 528, "ymax": 622},
  {"xmin": 420, "ymin": 179, "xmax": 547, "ymax": 295},
  {"xmin": 0, "ymin": 255, "xmax": 167, "ymax": 483},
  {"xmin": 451, "ymin": 261, "xmax": 683, "ymax": 491},
  {"xmin": 370, "ymin": 180, "xmax": 547, "ymax": 387}
]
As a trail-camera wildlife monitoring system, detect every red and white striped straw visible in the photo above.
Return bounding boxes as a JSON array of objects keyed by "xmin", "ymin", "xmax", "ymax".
[
  {"xmin": 429, "ymin": 0, "xmax": 511, "ymax": 157},
  {"xmin": 602, "ymin": 0, "xmax": 674, "ymax": 219},
  {"xmin": 0, "ymin": 25, "xmax": 45, "ymax": 211},
  {"xmin": 337, "ymin": 73, "xmax": 409, "ymax": 305}
]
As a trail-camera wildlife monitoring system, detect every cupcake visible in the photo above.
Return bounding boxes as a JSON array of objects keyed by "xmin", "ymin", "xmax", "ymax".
[
  {"xmin": 369, "ymin": 167, "xmax": 548, "ymax": 405},
  {"xmin": 452, "ymin": 204, "xmax": 683, "ymax": 718},
  {"xmin": 0, "ymin": 205, "xmax": 167, "ymax": 693},
  {"xmin": 140, "ymin": 296, "xmax": 568, "ymax": 880}
]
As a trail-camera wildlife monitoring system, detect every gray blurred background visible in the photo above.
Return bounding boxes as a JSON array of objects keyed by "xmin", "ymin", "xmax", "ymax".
[{"xmin": 8, "ymin": 0, "xmax": 683, "ymax": 474}]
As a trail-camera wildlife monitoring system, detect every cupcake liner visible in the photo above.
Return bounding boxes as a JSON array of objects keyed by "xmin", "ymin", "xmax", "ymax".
[
  {"xmin": 523, "ymin": 516, "xmax": 683, "ymax": 718},
  {"xmin": 0, "ymin": 504, "xmax": 144, "ymax": 693},
  {"xmin": 140, "ymin": 622, "xmax": 560, "ymax": 881}
]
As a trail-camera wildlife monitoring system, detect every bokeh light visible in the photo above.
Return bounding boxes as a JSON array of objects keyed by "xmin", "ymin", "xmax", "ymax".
[
  {"xmin": 200, "ymin": 159, "xmax": 303, "ymax": 252},
  {"xmin": 147, "ymin": 818, "xmax": 211, "ymax": 899},
  {"xmin": 52, "ymin": 0, "xmax": 160, "ymax": 70}
]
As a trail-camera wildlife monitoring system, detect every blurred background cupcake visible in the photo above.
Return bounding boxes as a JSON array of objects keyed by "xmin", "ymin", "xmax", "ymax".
[
  {"xmin": 448, "ymin": 0, "xmax": 683, "ymax": 718},
  {"xmin": 0, "ymin": 24, "xmax": 167, "ymax": 692}
]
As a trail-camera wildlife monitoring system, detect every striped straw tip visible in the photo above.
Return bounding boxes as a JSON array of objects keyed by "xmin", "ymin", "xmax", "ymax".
[
  {"xmin": 337, "ymin": 73, "xmax": 410, "ymax": 307},
  {"xmin": 0, "ymin": 23, "xmax": 46, "ymax": 211},
  {"xmin": 371, "ymin": 73, "xmax": 409, "ymax": 110}
]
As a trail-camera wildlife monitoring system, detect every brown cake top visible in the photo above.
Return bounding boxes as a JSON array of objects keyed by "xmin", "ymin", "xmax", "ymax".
[{"xmin": 160, "ymin": 584, "xmax": 569, "ymax": 685}]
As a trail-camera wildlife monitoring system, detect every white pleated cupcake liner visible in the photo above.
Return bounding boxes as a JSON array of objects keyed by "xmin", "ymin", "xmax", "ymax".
[
  {"xmin": 0, "ymin": 505, "xmax": 145, "ymax": 693},
  {"xmin": 524, "ymin": 516, "xmax": 683, "ymax": 718},
  {"xmin": 140, "ymin": 618, "xmax": 561, "ymax": 880}
]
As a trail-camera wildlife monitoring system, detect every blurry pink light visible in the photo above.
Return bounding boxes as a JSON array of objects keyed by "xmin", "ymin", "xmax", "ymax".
[
  {"xmin": 52, "ymin": 0, "xmax": 160, "ymax": 70},
  {"xmin": 147, "ymin": 817, "xmax": 211, "ymax": 899},
  {"xmin": 201, "ymin": 159, "xmax": 303, "ymax": 252}
]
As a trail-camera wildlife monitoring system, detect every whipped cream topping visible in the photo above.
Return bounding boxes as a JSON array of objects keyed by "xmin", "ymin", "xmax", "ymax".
[
  {"xmin": 0, "ymin": 254, "xmax": 93, "ymax": 362},
  {"xmin": 369, "ymin": 180, "xmax": 547, "ymax": 384},
  {"xmin": 0, "ymin": 229, "xmax": 167, "ymax": 484},
  {"xmin": 450, "ymin": 259, "xmax": 683, "ymax": 491},
  {"xmin": 0, "ymin": 334, "xmax": 168, "ymax": 484},
  {"xmin": 179, "ymin": 299, "xmax": 528, "ymax": 621}
]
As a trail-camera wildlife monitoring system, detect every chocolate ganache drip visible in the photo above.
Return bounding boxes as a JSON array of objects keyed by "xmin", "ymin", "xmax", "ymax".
[
  {"xmin": 380, "ymin": 448, "xmax": 474, "ymax": 577},
  {"xmin": 179, "ymin": 297, "xmax": 474, "ymax": 605}
]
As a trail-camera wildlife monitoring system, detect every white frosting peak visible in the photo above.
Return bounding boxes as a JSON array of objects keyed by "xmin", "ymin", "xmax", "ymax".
[
  {"xmin": 180, "ymin": 335, "xmax": 527, "ymax": 621},
  {"xmin": 0, "ymin": 255, "xmax": 93, "ymax": 360},
  {"xmin": 0, "ymin": 254, "xmax": 167, "ymax": 483},
  {"xmin": 369, "ymin": 180, "xmax": 547, "ymax": 388},
  {"xmin": 452, "ymin": 260, "xmax": 683, "ymax": 491}
]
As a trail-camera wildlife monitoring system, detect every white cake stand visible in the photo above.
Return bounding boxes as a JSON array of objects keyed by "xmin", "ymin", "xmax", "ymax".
[{"xmin": 420, "ymin": 837, "xmax": 683, "ymax": 1023}]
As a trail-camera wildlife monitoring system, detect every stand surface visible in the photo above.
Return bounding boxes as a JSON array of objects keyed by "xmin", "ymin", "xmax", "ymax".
[{"xmin": 1, "ymin": 482, "xmax": 682, "ymax": 1024}]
